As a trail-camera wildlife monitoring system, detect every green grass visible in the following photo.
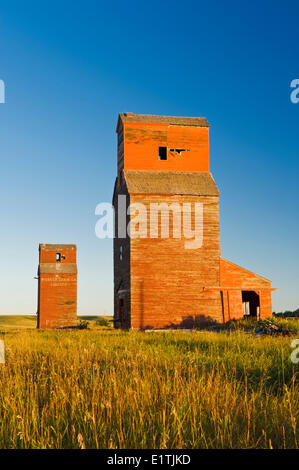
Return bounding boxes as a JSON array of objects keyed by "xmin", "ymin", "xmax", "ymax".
[
  {"xmin": 224, "ymin": 317, "xmax": 299, "ymax": 334},
  {"xmin": 0, "ymin": 315, "xmax": 113, "ymax": 330},
  {"xmin": 0, "ymin": 315, "xmax": 37, "ymax": 329},
  {"xmin": 0, "ymin": 321, "xmax": 298, "ymax": 449}
]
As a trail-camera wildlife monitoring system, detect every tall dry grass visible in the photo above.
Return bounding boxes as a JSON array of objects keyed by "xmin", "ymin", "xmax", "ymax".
[{"xmin": 0, "ymin": 328, "xmax": 298, "ymax": 449}]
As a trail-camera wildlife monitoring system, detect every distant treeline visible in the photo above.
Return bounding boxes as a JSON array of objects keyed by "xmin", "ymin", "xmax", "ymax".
[{"xmin": 273, "ymin": 309, "xmax": 299, "ymax": 318}]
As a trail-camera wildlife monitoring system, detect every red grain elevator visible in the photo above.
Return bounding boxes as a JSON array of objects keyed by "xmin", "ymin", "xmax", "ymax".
[
  {"xmin": 113, "ymin": 113, "xmax": 275, "ymax": 329},
  {"xmin": 37, "ymin": 244, "xmax": 77, "ymax": 329}
]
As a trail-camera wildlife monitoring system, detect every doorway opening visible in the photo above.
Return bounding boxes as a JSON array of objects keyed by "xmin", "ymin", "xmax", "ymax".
[{"xmin": 242, "ymin": 291, "xmax": 260, "ymax": 318}]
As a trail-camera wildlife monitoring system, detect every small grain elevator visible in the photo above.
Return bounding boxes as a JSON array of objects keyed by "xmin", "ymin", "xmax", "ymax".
[{"xmin": 37, "ymin": 244, "xmax": 77, "ymax": 329}]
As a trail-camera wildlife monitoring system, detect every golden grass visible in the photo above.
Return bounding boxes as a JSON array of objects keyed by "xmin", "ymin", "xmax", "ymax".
[
  {"xmin": 0, "ymin": 315, "xmax": 36, "ymax": 329},
  {"xmin": 0, "ymin": 315, "xmax": 113, "ymax": 330},
  {"xmin": 0, "ymin": 326, "xmax": 298, "ymax": 449}
]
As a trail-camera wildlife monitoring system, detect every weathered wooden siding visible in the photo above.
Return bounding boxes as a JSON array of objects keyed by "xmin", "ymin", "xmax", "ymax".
[
  {"xmin": 220, "ymin": 258, "xmax": 273, "ymax": 319},
  {"xmin": 113, "ymin": 113, "xmax": 274, "ymax": 328},
  {"xmin": 260, "ymin": 289, "xmax": 272, "ymax": 319},
  {"xmin": 122, "ymin": 122, "xmax": 210, "ymax": 173},
  {"xmin": 219, "ymin": 289, "xmax": 243, "ymax": 321},
  {"xmin": 220, "ymin": 258, "xmax": 271, "ymax": 289},
  {"xmin": 38, "ymin": 244, "xmax": 77, "ymax": 329},
  {"xmin": 113, "ymin": 178, "xmax": 131, "ymax": 328},
  {"xmin": 129, "ymin": 194, "xmax": 222, "ymax": 328},
  {"xmin": 117, "ymin": 121, "xmax": 124, "ymax": 174}
]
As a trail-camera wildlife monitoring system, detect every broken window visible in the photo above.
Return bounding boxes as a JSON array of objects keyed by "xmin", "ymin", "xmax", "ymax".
[
  {"xmin": 169, "ymin": 148, "xmax": 189, "ymax": 155},
  {"xmin": 158, "ymin": 146, "xmax": 167, "ymax": 160},
  {"xmin": 56, "ymin": 253, "xmax": 61, "ymax": 262}
]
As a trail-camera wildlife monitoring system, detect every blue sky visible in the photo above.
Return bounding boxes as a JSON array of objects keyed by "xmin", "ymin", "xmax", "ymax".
[{"xmin": 0, "ymin": 0, "xmax": 298, "ymax": 314}]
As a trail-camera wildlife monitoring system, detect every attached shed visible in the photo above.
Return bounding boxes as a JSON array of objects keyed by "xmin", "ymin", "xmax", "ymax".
[{"xmin": 204, "ymin": 258, "xmax": 274, "ymax": 322}]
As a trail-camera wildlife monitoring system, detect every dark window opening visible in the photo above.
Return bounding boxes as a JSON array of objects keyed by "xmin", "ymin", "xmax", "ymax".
[
  {"xmin": 56, "ymin": 253, "xmax": 61, "ymax": 262},
  {"xmin": 169, "ymin": 148, "xmax": 189, "ymax": 155},
  {"xmin": 120, "ymin": 246, "xmax": 123, "ymax": 261},
  {"xmin": 158, "ymin": 146, "xmax": 167, "ymax": 160}
]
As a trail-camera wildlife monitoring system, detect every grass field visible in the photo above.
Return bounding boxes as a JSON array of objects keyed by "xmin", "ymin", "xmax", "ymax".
[
  {"xmin": 0, "ymin": 315, "xmax": 37, "ymax": 329},
  {"xmin": 0, "ymin": 315, "xmax": 113, "ymax": 330},
  {"xmin": 0, "ymin": 316, "xmax": 298, "ymax": 449}
]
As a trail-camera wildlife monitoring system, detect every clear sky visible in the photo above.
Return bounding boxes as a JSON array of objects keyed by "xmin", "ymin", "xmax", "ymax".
[{"xmin": 0, "ymin": 0, "xmax": 298, "ymax": 315}]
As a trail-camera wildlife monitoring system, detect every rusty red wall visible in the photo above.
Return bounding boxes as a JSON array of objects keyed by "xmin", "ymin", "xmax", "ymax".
[
  {"xmin": 37, "ymin": 244, "xmax": 77, "ymax": 329},
  {"xmin": 120, "ymin": 122, "xmax": 210, "ymax": 173},
  {"xmin": 129, "ymin": 194, "xmax": 222, "ymax": 328}
]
